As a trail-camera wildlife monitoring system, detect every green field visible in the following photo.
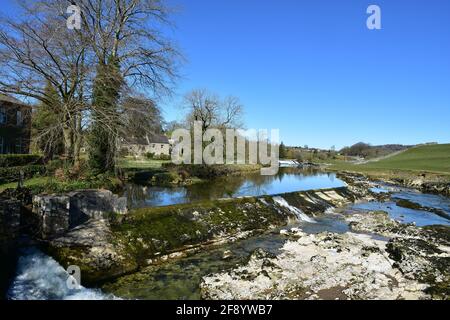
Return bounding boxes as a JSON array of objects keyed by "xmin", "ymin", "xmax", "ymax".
[
  {"xmin": 330, "ymin": 144, "xmax": 450, "ymax": 175},
  {"xmin": 117, "ymin": 157, "xmax": 170, "ymax": 170}
]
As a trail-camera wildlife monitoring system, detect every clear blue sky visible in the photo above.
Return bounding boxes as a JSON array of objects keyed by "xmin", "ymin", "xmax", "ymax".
[
  {"xmin": 163, "ymin": 0, "xmax": 450, "ymax": 149},
  {"xmin": 3, "ymin": 0, "xmax": 450, "ymax": 149}
]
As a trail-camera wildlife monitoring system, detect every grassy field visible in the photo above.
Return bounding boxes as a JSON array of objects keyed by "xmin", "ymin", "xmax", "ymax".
[
  {"xmin": 329, "ymin": 144, "xmax": 450, "ymax": 175},
  {"xmin": 0, "ymin": 177, "xmax": 51, "ymax": 193},
  {"xmin": 117, "ymin": 157, "xmax": 171, "ymax": 170}
]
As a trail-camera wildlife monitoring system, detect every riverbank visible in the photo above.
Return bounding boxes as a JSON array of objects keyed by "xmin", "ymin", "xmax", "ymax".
[
  {"xmin": 321, "ymin": 144, "xmax": 450, "ymax": 196},
  {"xmin": 334, "ymin": 170, "xmax": 450, "ymax": 196}
]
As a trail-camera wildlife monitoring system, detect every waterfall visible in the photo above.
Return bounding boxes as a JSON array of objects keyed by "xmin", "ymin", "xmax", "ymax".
[
  {"xmin": 7, "ymin": 247, "xmax": 118, "ymax": 300},
  {"xmin": 273, "ymin": 196, "xmax": 316, "ymax": 223}
]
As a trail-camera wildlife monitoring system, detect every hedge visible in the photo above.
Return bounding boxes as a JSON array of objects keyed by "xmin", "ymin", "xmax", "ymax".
[
  {"xmin": 0, "ymin": 165, "xmax": 47, "ymax": 184},
  {"xmin": 0, "ymin": 154, "xmax": 43, "ymax": 168}
]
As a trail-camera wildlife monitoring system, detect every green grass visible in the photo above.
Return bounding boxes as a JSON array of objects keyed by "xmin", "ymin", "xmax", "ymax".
[
  {"xmin": 330, "ymin": 144, "xmax": 450, "ymax": 175},
  {"xmin": 0, "ymin": 176, "xmax": 51, "ymax": 192},
  {"xmin": 0, "ymin": 175, "xmax": 122, "ymax": 194},
  {"xmin": 118, "ymin": 157, "xmax": 170, "ymax": 170}
]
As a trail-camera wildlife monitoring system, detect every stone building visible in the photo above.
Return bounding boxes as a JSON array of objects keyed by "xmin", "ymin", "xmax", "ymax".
[
  {"xmin": 121, "ymin": 133, "xmax": 171, "ymax": 157},
  {"xmin": 0, "ymin": 95, "xmax": 32, "ymax": 154}
]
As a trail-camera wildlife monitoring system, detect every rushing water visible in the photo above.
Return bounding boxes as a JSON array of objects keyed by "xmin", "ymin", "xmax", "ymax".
[
  {"xmin": 124, "ymin": 168, "xmax": 346, "ymax": 208},
  {"xmin": 7, "ymin": 248, "xmax": 117, "ymax": 300}
]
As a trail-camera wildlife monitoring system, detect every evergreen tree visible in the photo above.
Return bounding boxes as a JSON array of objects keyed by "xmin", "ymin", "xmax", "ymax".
[
  {"xmin": 279, "ymin": 142, "xmax": 287, "ymax": 159},
  {"xmin": 88, "ymin": 56, "xmax": 124, "ymax": 173}
]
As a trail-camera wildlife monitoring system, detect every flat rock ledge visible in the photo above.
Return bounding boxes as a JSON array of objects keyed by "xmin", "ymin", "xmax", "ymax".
[{"xmin": 200, "ymin": 212, "xmax": 450, "ymax": 300}]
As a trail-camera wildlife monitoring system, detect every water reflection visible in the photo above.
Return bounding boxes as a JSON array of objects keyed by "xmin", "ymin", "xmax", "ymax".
[{"xmin": 124, "ymin": 168, "xmax": 346, "ymax": 208}]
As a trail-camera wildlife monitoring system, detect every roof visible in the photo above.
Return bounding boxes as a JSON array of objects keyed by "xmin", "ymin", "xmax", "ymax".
[
  {"xmin": 0, "ymin": 94, "xmax": 30, "ymax": 107},
  {"xmin": 148, "ymin": 133, "xmax": 169, "ymax": 144},
  {"xmin": 124, "ymin": 133, "xmax": 169, "ymax": 145}
]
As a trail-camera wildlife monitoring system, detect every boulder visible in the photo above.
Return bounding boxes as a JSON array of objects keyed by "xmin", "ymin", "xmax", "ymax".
[
  {"xmin": 32, "ymin": 195, "xmax": 70, "ymax": 239},
  {"xmin": 68, "ymin": 190, "xmax": 128, "ymax": 224},
  {"xmin": 32, "ymin": 190, "xmax": 127, "ymax": 239}
]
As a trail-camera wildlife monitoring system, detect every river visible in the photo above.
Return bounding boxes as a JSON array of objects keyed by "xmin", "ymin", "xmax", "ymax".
[
  {"xmin": 124, "ymin": 168, "xmax": 345, "ymax": 208},
  {"xmin": 6, "ymin": 170, "xmax": 450, "ymax": 300}
]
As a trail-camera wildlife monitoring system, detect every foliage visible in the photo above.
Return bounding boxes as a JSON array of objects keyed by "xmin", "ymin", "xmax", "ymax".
[
  {"xmin": 0, "ymin": 165, "xmax": 46, "ymax": 184},
  {"xmin": 340, "ymin": 142, "xmax": 409, "ymax": 159},
  {"xmin": 0, "ymin": 154, "xmax": 43, "ymax": 167},
  {"xmin": 145, "ymin": 152, "xmax": 156, "ymax": 160},
  {"xmin": 88, "ymin": 57, "xmax": 124, "ymax": 173},
  {"xmin": 279, "ymin": 142, "xmax": 287, "ymax": 159}
]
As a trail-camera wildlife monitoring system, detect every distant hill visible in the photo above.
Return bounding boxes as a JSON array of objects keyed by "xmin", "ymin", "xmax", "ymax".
[
  {"xmin": 340, "ymin": 143, "xmax": 411, "ymax": 159},
  {"xmin": 357, "ymin": 144, "xmax": 450, "ymax": 174}
]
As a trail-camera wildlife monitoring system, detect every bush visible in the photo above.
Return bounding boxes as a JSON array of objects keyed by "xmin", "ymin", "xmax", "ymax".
[
  {"xmin": 0, "ymin": 154, "xmax": 43, "ymax": 167},
  {"xmin": 153, "ymin": 154, "xmax": 171, "ymax": 161},
  {"xmin": 159, "ymin": 154, "xmax": 171, "ymax": 161},
  {"xmin": 145, "ymin": 152, "xmax": 155, "ymax": 160},
  {"xmin": 0, "ymin": 165, "xmax": 47, "ymax": 184},
  {"xmin": 151, "ymin": 172, "xmax": 180, "ymax": 186},
  {"xmin": 118, "ymin": 148, "xmax": 130, "ymax": 158}
]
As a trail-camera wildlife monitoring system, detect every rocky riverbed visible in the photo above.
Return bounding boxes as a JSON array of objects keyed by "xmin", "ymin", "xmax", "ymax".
[{"xmin": 200, "ymin": 211, "xmax": 449, "ymax": 300}]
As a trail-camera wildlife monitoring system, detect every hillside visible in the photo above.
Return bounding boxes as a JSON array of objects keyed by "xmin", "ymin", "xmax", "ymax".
[{"xmin": 331, "ymin": 144, "xmax": 450, "ymax": 174}]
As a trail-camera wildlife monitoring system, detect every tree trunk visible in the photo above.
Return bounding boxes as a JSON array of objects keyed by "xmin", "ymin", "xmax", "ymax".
[
  {"xmin": 62, "ymin": 113, "xmax": 74, "ymax": 163},
  {"xmin": 73, "ymin": 111, "xmax": 82, "ymax": 167}
]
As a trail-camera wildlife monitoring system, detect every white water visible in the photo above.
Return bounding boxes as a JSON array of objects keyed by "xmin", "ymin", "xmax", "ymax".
[
  {"xmin": 7, "ymin": 248, "xmax": 118, "ymax": 300},
  {"xmin": 273, "ymin": 196, "xmax": 316, "ymax": 223}
]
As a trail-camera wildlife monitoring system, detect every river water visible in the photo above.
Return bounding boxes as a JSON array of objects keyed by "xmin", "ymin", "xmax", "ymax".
[
  {"xmin": 124, "ymin": 168, "xmax": 345, "ymax": 208},
  {"xmin": 6, "ymin": 170, "xmax": 450, "ymax": 300}
]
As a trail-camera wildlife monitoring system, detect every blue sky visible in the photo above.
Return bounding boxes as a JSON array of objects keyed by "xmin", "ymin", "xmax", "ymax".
[
  {"xmin": 2, "ymin": 0, "xmax": 450, "ymax": 149},
  {"xmin": 162, "ymin": 0, "xmax": 450, "ymax": 149}
]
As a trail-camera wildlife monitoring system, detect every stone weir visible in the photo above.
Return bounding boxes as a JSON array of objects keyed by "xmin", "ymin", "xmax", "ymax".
[{"xmin": 42, "ymin": 186, "xmax": 369, "ymax": 285}]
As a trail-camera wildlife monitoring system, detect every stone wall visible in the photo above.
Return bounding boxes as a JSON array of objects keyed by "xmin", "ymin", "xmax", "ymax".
[
  {"xmin": 0, "ymin": 197, "xmax": 21, "ymax": 298},
  {"xmin": 32, "ymin": 195, "xmax": 70, "ymax": 239},
  {"xmin": 32, "ymin": 190, "xmax": 127, "ymax": 239}
]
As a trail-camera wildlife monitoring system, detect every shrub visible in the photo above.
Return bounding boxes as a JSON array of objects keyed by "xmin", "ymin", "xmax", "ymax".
[
  {"xmin": 152, "ymin": 154, "xmax": 171, "ymax": 161},
  {"xmin": 145, "ymin": 152, "xmax": 155, "ymax": 160},
  {"xmin": 151, "ymin": 172, "xmax": 180, "ymax": 186},
  {"xmin": 159, "ymin": 154, "xmax": 171, "ymax": 161},
  {"xmin": 0, "ymin": 154, "xmax": 43, "ymax": 167},
  {"xmin": 0, "ymin": 165, "xmax": 47, "ymax": 184},
  {"xmin": 118, "ymin": 148, "xmax": 129, "ymax": 157}
]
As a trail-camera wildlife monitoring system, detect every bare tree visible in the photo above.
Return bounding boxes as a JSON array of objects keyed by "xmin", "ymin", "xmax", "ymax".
[
  {"xmin": 0, "ymin": 0, "xmax": 180, "ymax": 171},
  {"xmin": 75, "ymin": 0, "xmax": 180, "ymax": 95},
  {"xmin": 0, "ymin": 0, "xmax": 92, "ymax": 163},
  {"xmin": 184, "ymin": 89, "xmax": 244, "ymax": 131},
  {"xmin": 76, "ymin": 0, "xmax": 181, "ymax": 171},
  {"xmin": 119, "ymin": 95, "xmax": 163, "ymax": 138}
]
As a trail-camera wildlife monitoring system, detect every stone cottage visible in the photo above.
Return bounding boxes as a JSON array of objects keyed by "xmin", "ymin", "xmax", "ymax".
[{"xmin": 121, "ymin": 133, "xmax": 171, "ymax": 157}]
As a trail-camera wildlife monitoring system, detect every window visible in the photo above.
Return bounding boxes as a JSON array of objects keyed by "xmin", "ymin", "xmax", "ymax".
[
  {"xmin": 0, "ymin": 108, "xmax": 6, "ymax": 124},
  {"xmin": 0, "ymin": 136, "xmax": 3, "ymax": 154},
  {"xmin": 17, "ymin": 110, "xmax": 23, "ymax": 126},
  {"xmin": 152, "ymin": 144, "xmax": 156, "ymax": 148},
  {"xmin": 161, "ymin": 145, "xmax": 164, "ymax": 149},
  {"xmin": 15, "ymin": 137, "xmax": 22, "ymax": 154}
]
